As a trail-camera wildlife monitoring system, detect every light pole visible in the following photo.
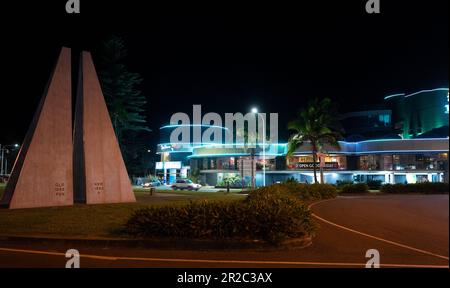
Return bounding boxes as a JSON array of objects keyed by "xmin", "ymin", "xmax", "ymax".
[
  {"xmin": 251, "ymin": 108, "xmax": 266, "ymax": 187},
  {"xmin": 0, "ymin": 143, "xmax": 20, "ymax": 175}
]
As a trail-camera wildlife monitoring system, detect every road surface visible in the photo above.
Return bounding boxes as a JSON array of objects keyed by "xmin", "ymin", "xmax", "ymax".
[{"xmin": 0, "ymin": 194, "xmax": 448, "ymax": 268}]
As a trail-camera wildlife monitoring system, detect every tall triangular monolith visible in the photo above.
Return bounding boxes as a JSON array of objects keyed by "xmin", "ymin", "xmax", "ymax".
[
  {"xmin": 73, "ymin": 51, "xmax": 135, "ymax": 204},
  {"xmin": 0, "ymin": 48, "xmax": 73, "ymax": 209}
]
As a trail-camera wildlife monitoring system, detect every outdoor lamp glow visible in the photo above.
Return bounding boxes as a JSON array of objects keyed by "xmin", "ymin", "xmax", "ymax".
[{"xmin": 250, "ymin": 107, "xmax": 266, "ymax": 187}]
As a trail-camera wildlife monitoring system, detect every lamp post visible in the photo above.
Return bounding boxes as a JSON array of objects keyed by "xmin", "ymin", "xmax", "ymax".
[
  {"xmin": 251, "ymin": 108, "xmax": 266, "ymax": 187},
  {"xmin": 0, "ymin": 143, "xmax": 20, "ymax": 175}
]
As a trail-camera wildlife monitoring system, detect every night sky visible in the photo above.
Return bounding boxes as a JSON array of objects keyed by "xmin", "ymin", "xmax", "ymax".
[{"xmin": 0, "ymin": 1, "xmax": 448, "ymax": 149}]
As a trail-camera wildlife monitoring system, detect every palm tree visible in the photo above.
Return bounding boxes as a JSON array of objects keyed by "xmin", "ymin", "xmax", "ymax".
[
  {"xmin": 223, "ymin": 174, "xmax": 241, "ymax": 193},
  {"xmin": 287, "ymin": 98, "xmax": 343, "ymax": 184}
]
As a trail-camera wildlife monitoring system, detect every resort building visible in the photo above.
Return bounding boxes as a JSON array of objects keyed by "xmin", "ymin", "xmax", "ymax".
[{"xmin": 156, "ymin": 88, "xmax": 449, "ymax": 186}]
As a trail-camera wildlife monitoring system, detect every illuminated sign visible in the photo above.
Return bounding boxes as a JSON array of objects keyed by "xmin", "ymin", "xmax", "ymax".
[
  {"xmin": 290, "ymin": 162, "xmax": 339, "ymax": 170},
  {"xmin": 156, "ymin": 161, "xmax": 182, "ymax": 169},
  {"xmin": 160, "ymin": 144, "xmax": 173, "ymax": 151}
]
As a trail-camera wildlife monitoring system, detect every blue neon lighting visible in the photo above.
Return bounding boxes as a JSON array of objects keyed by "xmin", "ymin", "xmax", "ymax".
[
  {"xmin": 191, "ymin": 143, "xmax": 287, "ymax": 149},
  {"xmin": 158, "ymin": 138, "xmax": 448, "ymax": 146},
  {"xmin": 345, "ymin": 137, "xmax": 449, "ymax": 144},
  {"xmin": 291, "ymin": 149, "xmax": 449, "ymax": 155},
  {"xmin": 384, "ymin": 88, "xmax": 449, "ymax": 100},
  {"xmin": 384, "ymin": 93, "xmax": 405, "ymax": 100},
  {"xmin": 187, "ymin": 153, "xmax": 285, "ymax": 159},
  {"xmin": 404, "ymin": 88, "xmax": 449, "ymax": 98},
  {"xmin": 160, "ymin": 124, "xmax": 229, "ymax": 130},
  {"xmin": 357, "ymin": 149, "xmax": 447, "ymax": 155}
]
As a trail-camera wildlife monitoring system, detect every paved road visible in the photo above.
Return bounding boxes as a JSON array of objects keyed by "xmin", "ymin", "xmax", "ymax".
[{"xmin": 0, "ymin": 195, "xmax": 448, "ymax": 268}]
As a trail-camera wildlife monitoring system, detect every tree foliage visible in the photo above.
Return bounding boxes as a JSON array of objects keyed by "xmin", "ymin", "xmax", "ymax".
[
  {"xmin": 96, "ymin": 36, "xmax": 151, "ymax": 176},
  {"xmin": 287, "ymin": 98, "xmax": 343, "ymax": 183},
  {"xmin": 97, "ymin": 36, "xmax": 150, "ymax": 144}
]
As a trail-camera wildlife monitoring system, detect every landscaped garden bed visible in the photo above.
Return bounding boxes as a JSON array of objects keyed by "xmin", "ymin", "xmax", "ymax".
[
  {"xmin": 125, "ymin": 192, "xmax": 315, "ymax": 245},
  {"xmin": 125, "ymin": 183, "xmax": 338, "ymax": 245}
]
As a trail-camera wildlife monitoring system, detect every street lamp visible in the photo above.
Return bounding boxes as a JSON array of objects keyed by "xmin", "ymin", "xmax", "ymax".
[
  {"xmin": 251, "ymin": 107, "xmax": 266, "ymax": 187},
  {"xmin": 0, "ymin": 143, "xmax": 20, "ymax": 175}
]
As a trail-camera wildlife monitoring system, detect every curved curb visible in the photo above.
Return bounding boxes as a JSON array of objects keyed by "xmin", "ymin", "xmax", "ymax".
[{"xmin": 0, "ymin": 234, "xmax": 312, "ymax": 251}]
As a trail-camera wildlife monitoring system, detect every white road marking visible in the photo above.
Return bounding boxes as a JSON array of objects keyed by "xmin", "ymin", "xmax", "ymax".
[
  {"xmin": 0, "ymin": 247, "xmax": 448, "ymax": 268},
  {"xmin": 309, "ymin": 198, "xmax": 449, "ymax": 261}
]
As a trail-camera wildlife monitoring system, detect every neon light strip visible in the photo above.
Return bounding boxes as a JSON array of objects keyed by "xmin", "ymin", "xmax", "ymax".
[
  {"xmin": 158, "ymin": 141, "xmax": 449, "ymax": 154},
  {"xmin": 404, "ymin": 88, "xmax": 449, "ymax": 98},
  {"xmin": 160, "ymin": 124, "xmax": 229, "ymax": 130},
  {"xmin": 157, "ymin": 138, "xmax": 448, "ymax": 148},
  {"xmin": 187, "ymin": 153, "xmax": 285, "ymax": 158},
  {"xmin": 384, "ymin": 88, "xmax": 449, "ymax": 100},
  {"xmin": 384, "ymin": 93, "xmax": 405, "ymax": 100},
  {"xmin": 350, "ymin": 137, "xmax": 449, "ymax": 144},
  {"xmin": 292, "ymin": 149, "xmax": 448, "ymax": 155},
  {"xmin": 158, "ymin": 142, "xmax": 206, "ymax": 146},
  {"xmin": 191, "ymin": 143, "xmax": 287, "ymax": 149}
]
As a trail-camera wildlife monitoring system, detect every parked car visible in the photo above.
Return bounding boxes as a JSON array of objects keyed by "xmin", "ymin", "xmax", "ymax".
[
  {"xmin": 141, "ymin": 180, "xmax": 161, "ymax": 188},
  {"xmin": 172, "ymin": 179, "xmax": 202, "ymax": 191}
]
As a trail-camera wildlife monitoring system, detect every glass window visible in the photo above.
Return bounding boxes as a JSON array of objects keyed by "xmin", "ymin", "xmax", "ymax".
[{"xmin": 286, "ymin": 155, "xmax": 346, "ymax": 170}]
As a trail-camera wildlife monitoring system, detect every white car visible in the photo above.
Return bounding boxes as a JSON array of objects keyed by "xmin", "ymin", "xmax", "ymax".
[
  {"xmin": 141, "ymin": 180, "xmax": 161, "ymax": 188},
  {"xmin": 172, "ymin": 179, "xmax": 202, "ymax": 191}
]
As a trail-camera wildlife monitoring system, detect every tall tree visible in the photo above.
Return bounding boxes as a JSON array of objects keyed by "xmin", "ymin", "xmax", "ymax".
[
  {"xmin": 97, "ymin": 36, "xmax": 150, "ymax": 146},
  {"xmin": 287, "ymin": 98, "xmax": 343, "ymax": 183},
  {"xmin": 96, "ymin": 36, "xmax": 150, "ymax": 176}
]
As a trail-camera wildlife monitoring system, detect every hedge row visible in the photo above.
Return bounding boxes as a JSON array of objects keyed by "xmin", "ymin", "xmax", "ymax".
[
  {"xmin": 125, "ymin": 192, "xmax": 315, "ymax": 244},
  {"xmin": 380, "ymin": 183, "xmax": 449, "ymax": 194},
  {"xmin": 336, "ymin": 180, "xmax": 382, "ymax": 190},
  {"xmin": 248, "ymin": 183, "xmax": 338, "ymax": 201},
  {"xmin": 340, "ymin": 183, "xmax": 370, "ymax": 194}
]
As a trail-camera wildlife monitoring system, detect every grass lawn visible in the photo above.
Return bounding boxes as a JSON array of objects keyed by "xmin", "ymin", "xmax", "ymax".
[
  {"xmin": 0, "ymin": 186, "xmax": 244, "ymax": 239},
  {"xmin": 0, "ymin": 183, "xmax": 5, "ymax": 198}
]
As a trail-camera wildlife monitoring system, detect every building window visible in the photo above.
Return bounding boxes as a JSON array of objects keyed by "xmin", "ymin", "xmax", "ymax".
[
  {"xmin": 378, "ymin": 114, "xmax": 390, "ymax": 126},
  {"xmin": 391, "ymin": 153, "xmax": 445, "ymax": 171},
  {"xmin": 286, "ymin": 155, "xmax": 346, "ymax": 170}
]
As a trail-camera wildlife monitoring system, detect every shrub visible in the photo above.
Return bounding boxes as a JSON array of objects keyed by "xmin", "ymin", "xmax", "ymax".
[
  {"xmin": 340, "ymin": 183, "xmax": 369, "ymax": 194},
  {"xmin": 366, "ymin": 180, "xmax": 383, "ymax": 190},
  {"xmin": 380, "ymin": 184, "xmax": 407, "ymax": 194},
  {"xmin": 304, "ymin": 183, "xmax": 338, "ymax": 199},
  {"xmin": 247, "ymin": 183, "xmax": 337, "ymax": 201},
  {"xmin": 284, "ymin": 177, "xmax": 299, "ymax": 184},
  {"xmin": 335, "ymin": 180, "xmax": 353, "ymax": 189},
  {"xmin": 381, "ymin": 183, "xmax": 449, "ymax": 194},
  {"xmin": 244, "ymin": 193, "xmax": 315, "ymax": 244},
  {"xmin": 125, "ymin": 193, "xmax": 315, "ymax": 245}
]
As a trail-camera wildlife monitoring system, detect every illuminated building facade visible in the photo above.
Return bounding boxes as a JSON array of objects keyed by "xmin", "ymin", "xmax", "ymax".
[
  {"xmin": 156, "ymin": 88, "xmax": 449, "ymax": 186},
  {"xmin": 385, "ymin": 88, "xmax": 449, "ymax": 139}
]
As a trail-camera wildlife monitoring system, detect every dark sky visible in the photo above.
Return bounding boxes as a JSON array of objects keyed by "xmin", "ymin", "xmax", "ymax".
[{"xmin": 0, "ymin": 1, "xmax": 448, "ymax": 149}]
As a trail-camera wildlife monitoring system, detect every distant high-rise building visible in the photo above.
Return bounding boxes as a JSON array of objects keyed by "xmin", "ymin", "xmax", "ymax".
[{"xmin": 385, "ymin": 88, "xmax": 449, "ymax": 139}]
